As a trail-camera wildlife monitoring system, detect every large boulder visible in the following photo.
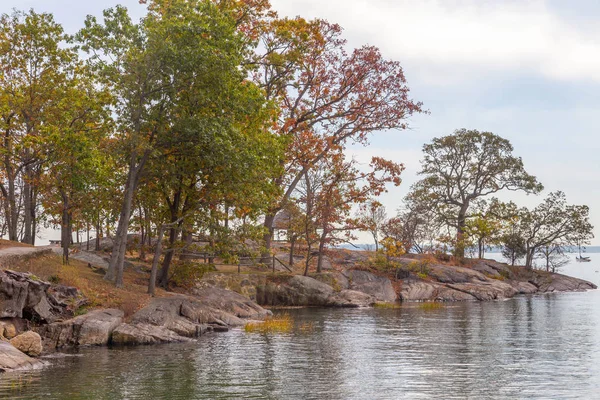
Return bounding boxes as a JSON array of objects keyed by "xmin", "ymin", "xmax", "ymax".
[
  {"xmin": 9, "ymin": 331, "xmax": 42, "ymax": 357},
  {"xmin": 111, "ymin": 323, "xmax": 192, "ymax": 345},
  {"xmin": 0, "ymin": 341, "xmax": 45, "ymax": 372},
  {"xmin": 399, "ymin": 280, "xmax": 477, "ymax": 301},
  {"xmin": 343, "ymin": 270, "xmax": 397, "ymax": 302},
  {"xmin": 39, "ymin": 309, "xmax": 123, "ymax": 348},
  {"xmin": 0, "ymin": 270, "xmax": 85, "ymax": 323},
  {"xmin": 328, "ymin": 290, "xmax": 375, "ymax": 307},
  {"xmin": 257, "ymin": 275, "xmax": 334, "ymax": 306}
]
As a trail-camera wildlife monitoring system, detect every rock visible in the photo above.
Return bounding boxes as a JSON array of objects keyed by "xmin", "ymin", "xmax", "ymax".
[
  {"xmin": 445, "ymin": 280, "xmax": 517, "ymax": 301},
  {"xmin": 328, "ymin": 290, "xmax": 375, "ymax": 307},
  {"xmin": 0, "ymin": 320, "xmax": 17, "ymax": 339},
  {"xmin": 532, "ymin": 272, "xmax": 597, "ymax": 292},
  {"xmin": 0, "ymin": 341, "xmax": 45, "ymax": 372},
  {"xmin": 111, "ymin": 323, "xmax": 192, "ymax": 345},
  {"xmin": 191, "ymin": 286, "xmax": 272, "ymax": 320},
  {"xmin": 257, "ymin": 275, "xmax": 334, "ymax": 306},
  {"xmin": 343, "ymin": 270, "xmax": 397, "ymax": 302},
  {"xmin": 0, "ymin": 269, "xmax": 85, "ymax": 323},
  {"xmin": 399, "ymin": 280, "xmax": 477, "ymax": 301},
  {"xmin": 511, "ymin": 280, "xmax": 538, "ymax": 294},
  {"xmin": 320, "ymin": 256, "xmax": 333, "ymax": 270},
  {"xmin": 9, "ymin": 331, "xmax": 42, "ymax": 357},
  {"xmin": 132, "ymin": 298, "xmax": 208, "ymax": 336},
  {"xmin": 311, "ymin": 272, "xmax": 349, "ymax": 291},
  {"xmin": 40, "ymin": 309, "xmax": 123, "ymax": 348}
]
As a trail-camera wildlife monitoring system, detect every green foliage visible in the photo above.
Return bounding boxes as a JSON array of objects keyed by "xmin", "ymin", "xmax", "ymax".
[{"xmin": 170, "ymin": 262, "xmax": 215, "ymax": 289}]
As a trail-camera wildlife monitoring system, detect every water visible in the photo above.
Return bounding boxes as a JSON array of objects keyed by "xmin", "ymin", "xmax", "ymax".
[{"xmin": 2, "ymin": 256, "xmax": 600, "ymax": 399}]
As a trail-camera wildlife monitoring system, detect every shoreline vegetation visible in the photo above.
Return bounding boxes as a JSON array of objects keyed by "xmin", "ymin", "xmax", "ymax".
[
  {"xmin": 0, "ymin": 242, "xmax": 596, "ymax": 372},
  {"xmin": 0, "ymin": 0, "xmax": 596, "ymax": 384}
]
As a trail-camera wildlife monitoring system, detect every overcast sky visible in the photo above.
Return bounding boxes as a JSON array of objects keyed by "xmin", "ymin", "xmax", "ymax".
[{"xmin": 3, "ymin": 0, "xmax": 600, "ymax": 244}]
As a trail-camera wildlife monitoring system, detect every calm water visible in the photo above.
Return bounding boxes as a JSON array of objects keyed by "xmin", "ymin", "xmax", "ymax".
[{"xmin": 1, "ymin": 255, "xmax": 599, "ymax": 399}]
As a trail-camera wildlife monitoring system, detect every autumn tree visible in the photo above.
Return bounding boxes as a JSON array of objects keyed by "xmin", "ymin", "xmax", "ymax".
[
  {"xmin": 412, "ymin": 129, "xmax": 543, "ymax": 258},
  {"xmin": 77, "ymin": 0, "xmax": 277, "ymax": 287},
  {"xmin": 0, "ymin": 10, "xmax": 86, "ymax": 244},
  {"xmin": 356, "ymin": 200, "xmax": 387, "ymax": 252},
  {"xmin": 251, "ymin": 16, "xmax": 424, "ymax": 252}
]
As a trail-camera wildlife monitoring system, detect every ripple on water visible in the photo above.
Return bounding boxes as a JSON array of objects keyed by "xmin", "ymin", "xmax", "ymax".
[{"xmin": 1, "ymin": 289, "xmax": 600, "ymax": 399}]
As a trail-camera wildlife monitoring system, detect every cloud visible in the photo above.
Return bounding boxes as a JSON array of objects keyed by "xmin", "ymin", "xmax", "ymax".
[{"xmin": 270, "ymin": 0, "xmax": 600, "ymax": 84}]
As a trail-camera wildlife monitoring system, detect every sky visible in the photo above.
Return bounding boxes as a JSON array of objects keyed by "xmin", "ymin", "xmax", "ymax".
[{"xmin": 2, "ymin": 0, "xmax": 600, "ymax": 244}]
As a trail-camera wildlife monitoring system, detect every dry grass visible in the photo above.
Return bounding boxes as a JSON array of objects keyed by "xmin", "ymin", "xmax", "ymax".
[
  {"xmin": 244, "ymin": 313, "xmax": 293, "ymax": 334},
  {"xmin": 7, "ymin": 252, "xmax": 167, "ymax": 318},
  {"xmin": 0, "ymin": 239, "xmax": 33, "ymax": 250}
]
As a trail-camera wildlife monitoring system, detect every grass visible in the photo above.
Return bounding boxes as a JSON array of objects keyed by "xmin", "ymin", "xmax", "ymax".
[
  {"xmin": 7, "ymin": 252, "xmax": 164, "ymax": 318},
  {"xmin": 244, "ymin": 313, "xmax": 293, "ymax": 334}
]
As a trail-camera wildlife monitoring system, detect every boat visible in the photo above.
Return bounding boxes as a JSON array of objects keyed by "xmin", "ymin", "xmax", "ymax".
[{"xmin": 576, "ymin": 244, "xmax": 591, "ymax": 262}]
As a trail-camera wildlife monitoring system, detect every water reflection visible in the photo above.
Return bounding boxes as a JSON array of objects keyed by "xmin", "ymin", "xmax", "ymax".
[{"xmin": 2, "ymin": 262, "xmax": 600, "ymax": 399}]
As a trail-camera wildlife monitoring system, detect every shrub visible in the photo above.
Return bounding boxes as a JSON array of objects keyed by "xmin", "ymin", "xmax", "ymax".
[
  {"xmin": 244, "ymin": 313, "xmax": 293, "ymax": 334},
  {"xmin": 170, "ymin": 262, "xmax": 215, "ymax": 289}
]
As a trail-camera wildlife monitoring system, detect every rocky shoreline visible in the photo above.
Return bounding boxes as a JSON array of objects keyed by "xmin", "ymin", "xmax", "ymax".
[{"xmin": 0, "ymin": 255, "xmax": 596, "ymax": 373}]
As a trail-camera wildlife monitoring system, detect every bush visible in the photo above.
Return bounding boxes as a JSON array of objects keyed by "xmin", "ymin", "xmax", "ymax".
[{"xmin": 170, "ymin": 262, "xmax": 215, "ymax": 289}]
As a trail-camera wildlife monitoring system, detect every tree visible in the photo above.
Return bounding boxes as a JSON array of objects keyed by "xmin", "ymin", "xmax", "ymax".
[
  {"xmin": 517, "ymin": 191, "xmax": 593, "ymax": 268},
  {"xmin": 536, "ymin": 244, "xmax": 569, "ymax": 273},
  {"xmin": 501, "ymin": 232, "xmax": 526, "ymax": 266},
  {"xmin": 356, "ymin": 200, "xmax": 387, "ymax": 251},
  {"xmin": 252, "ymin": 16, "xmax": 424, "ymax": 252},
  {"xmin": 0, "ymin": 10, "xmax": 84, "ymax": 244},
  {"xmin": 412, "ymin": 129, "xmax": 543, "ymax": 258},
  {"xmin": 77, "ymin": 0, "xmax": 276, "ymax": 287},
  {"xmin": 463, "ymin": 200, "xmax": 504, "ymax": 259}
]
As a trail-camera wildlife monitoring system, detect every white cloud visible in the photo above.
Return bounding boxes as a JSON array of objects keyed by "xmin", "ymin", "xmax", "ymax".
[{"xmin": 270, "ymin": 0, "xmax": 600, "ymax": 84}]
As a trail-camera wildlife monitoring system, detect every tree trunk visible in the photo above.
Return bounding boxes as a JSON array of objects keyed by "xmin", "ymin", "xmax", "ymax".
[
  {"xmin": 22, "ymin": 172, "xmax": 33, "ymax": 245},
  {"xmin": 262, "ymin": 213, "xmax": 276, "ymax": 261},
  {"xmin": 288, "ymin": 235, "xmax": 295, "ymax": 267},
  {"xmin": 61, "ymin": 193, "xmax": 71, "ymax": 265},
  {"xmin": 456, "ymin": 205, "xmax": 469, "ymax": 259},
  {"xmin": 316, "ymin": 229, "xmax": 327, "ymax": 273},
  {"xmin": 148, "ymin": 224, "xmax": 166, "ymax": 296},
  {"xmin": 105, "ymin": 158, "xmax": 144, "ymax": 287}
]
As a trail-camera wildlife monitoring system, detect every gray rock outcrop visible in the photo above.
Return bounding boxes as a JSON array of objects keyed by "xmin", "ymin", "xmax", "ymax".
[
  {"xmin": 111, "ymin": 323, "xmax": 192, "ymax": 345},
  {"xmin": 342, "ymin": 270, "xmax": 397, "ymax": 302},
  {"xmin": 39, "ymin": 309, "xmax": 123, "ymax": 348},
  {"xmin": 0, "ymin": 270, "xmax": 86, "ymax": 323}
]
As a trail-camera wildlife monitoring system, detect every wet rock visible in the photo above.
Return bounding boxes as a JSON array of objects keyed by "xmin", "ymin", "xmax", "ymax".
[
  {"xmin": 40, "ymin": 309, "xmax": 123, "ymax": 348},
  {"xmin": 0, "ymin": 341, "xmax": 45, "ymax": 372},
  {"xmin": 111, "ymin": 323, "xmax": 192, "ymax": 345},
  {"xmin": 9, "ymin": 331, "xmax": 42, "ymax": 357},
  {"xmin": 343, "ymin": 270, "xmax": 397, "ymax": 302}
]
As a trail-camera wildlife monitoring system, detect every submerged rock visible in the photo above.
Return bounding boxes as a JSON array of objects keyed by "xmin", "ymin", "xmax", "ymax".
[
  {"xmin": 39, "ymin": 309, "xmax": 123, "ymax": 348},
  {"xmin": 9, "ymin": 331, "xmax": 42, "ymax": 357}
]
